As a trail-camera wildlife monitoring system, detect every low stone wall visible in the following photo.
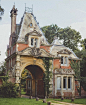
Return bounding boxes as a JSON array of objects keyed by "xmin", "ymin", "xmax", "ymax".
[{"xmin": 63, "ymin": 92, "xmax": 72, "ymax": 98}]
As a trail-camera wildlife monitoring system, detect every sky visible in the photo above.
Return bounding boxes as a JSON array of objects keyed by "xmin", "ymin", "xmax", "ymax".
[{"xmin": 0, "ymin": 0, "xmax": 86, "ymax": 62}]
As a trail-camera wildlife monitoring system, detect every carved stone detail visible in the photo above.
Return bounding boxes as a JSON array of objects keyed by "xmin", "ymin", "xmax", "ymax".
[
  {"xmin": 55, "ymin": 69, "xmax": 75, "ymax": 75},
  {"xmin": 30, "ymin": 46, "xmax": 42, "ymax": 57},
  {"xmin": 57, "ymin": 49, "xmax": 71, "ymax": 54}
]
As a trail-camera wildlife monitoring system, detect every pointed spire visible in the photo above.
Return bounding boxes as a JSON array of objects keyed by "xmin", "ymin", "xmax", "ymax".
[{"xmin": 13, "ymin": 2, "xmax": 15, "ymax": 9}]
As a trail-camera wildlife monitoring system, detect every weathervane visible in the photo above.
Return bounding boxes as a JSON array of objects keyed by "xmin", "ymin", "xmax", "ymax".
[{"xmin": 25, "ymin": 3, "xmax": 33, "ymax": 14}]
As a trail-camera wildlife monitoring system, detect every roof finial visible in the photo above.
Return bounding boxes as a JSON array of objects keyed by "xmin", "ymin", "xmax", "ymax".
[
  {"xmin": 25, "ymin": 4, "xmax": 33, "ymax": 14},
  {"xmin": 25, "ymin": 3, "xmax": 26, "ymax": 12},
  {"xmin": 32, "ymin": 4, "xmax": 33, "ymax": 13},
  {"xmin": 13, "ymin": 2, "xmax": 15, "ymax": 9}
]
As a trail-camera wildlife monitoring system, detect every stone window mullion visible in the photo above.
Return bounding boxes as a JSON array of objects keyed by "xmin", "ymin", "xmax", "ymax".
[{"xmin": 67, "ymin": 76, "xmax": 68, "ymax": 90}]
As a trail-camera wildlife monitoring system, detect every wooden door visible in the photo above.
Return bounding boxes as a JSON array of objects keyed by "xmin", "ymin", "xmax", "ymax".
[{"xmin": 37, "ymin": 80, "xmax": 45, "ymax": 98}]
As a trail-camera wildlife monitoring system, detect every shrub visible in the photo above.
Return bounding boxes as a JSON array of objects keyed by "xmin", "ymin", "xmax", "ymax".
[{"xmin": 0, "ymin": 81, "xmax": 19, "ymax": 98}]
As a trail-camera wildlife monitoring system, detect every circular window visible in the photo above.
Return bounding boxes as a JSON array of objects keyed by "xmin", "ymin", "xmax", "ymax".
[{"xmin": 30, "ymin": 23, "xmax": 32, "ymax": 27}]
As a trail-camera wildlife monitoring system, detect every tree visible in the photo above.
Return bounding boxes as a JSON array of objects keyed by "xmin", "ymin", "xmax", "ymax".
[
  {"xmin": 0, "ymin": 81, "xmax": 18, "ymax": 97},
  {"xmin": 0, "ymin": 5, "xmax": 4, "ymax": 20},
  {"xmin": 71, "ymin": 49, "xmax": 86, "ymax": 93},
  {"xmin": 80, "ymin": 38, "xmax": 86, "ymax": 50},
  {"xmin": 58, "ymin": 27, "xmax": 81, "ymax": 51},
  {"xmin": 0, "ymin": 61, "xmax": 6, "ymax": 76},
  {"xmin": 41, "ymin": 25, "xmax": 82, "ymax": 52},
  {"xmin": 41, "ymin": 24, "xmax": 60, "ymax": 44}
]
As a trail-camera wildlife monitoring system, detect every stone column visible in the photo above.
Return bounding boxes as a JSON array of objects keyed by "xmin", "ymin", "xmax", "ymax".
[
  {"xmin": 67, "ymin": 76, "xmax": 68, "ymax": 90},
  {"xmin": 61, "ymin": 76, "xmax": 63, "ymax": 98},
  {"xmin": 73, "ymin": 76, "xmax": 75, "ymax": 97},
  {"xmin": 55, "ymin": 75, "xmax": 57, "ymax": 96},
  {"xmin": 72, "ymin": 76, "xmax": 74, "ymax": 98},
  {"xmin": 15, "ymin": 55, "xmax": 21, "ymax": 96}
]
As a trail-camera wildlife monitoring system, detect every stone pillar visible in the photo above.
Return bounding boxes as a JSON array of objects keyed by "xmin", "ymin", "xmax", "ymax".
[
  {"xmin": 67, "ymin": 76, "xmax": 68, "ymax": 90},
  {"xmin": 55, "ymin": 75, "xmax": 57, "ymax": 96},
  {"xmin": 73, "ymin": 76, "xmax": 75, "ymax": 97},
  {"xmin": 61, "ymin": 76, "xmax": 63, "ymax": 98},
  {"xmin": 71, "ymin": 76, "xmax": 75, "ymax": 98},
  {"xmin": 15, "ymin": 55, "xmax": 21, "ymax": 96}
]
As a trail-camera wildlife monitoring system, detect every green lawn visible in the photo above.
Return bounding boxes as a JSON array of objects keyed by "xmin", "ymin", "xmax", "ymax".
[
  {"xmin": 0, "ymin": 98, "xmax": 86, "ymax": 105},
  {"xmin": 47, "ymin": 98, "xmax": 86, "ymax": 104},
  {"xmin": 0, "ymin": 98, "xmax": 47, "ymax": 105}
]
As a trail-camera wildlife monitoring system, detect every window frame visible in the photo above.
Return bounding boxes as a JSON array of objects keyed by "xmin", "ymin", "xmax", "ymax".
[
  {"xmin": 34, "ymin": 38, "xmax": 38, "ymax": 47},
  {"xmin": 61, "ymin": 56, "xmax": 68, "ymax": 66},
  {"xmin": 68, "ymin": 77, "xmax": 72, "ymax": 90},
  {"xmin": 30, "ymin": 37, "xmax": 38, "ymax": 47},
  {"xmin": 57, "ymin": 77, "xmax": 61, "ymax": 90},
  {"xmin": 63, "ymin": 77, "xmax": 67, "ymax": 90},
  {"xmin": 31, "ymin": 38, "xmax": 34, "ymax": 47}
]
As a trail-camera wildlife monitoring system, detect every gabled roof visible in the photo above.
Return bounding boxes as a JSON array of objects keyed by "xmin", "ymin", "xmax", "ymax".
[
  {"xmin": 26, "ymin": 30, "xmax": 42, "ymax": 37},
  {"xmin": 17, "ymin": 12, "xmax": 49, "ymax": 45},
  {"xmin": 50, "ymin": 38, "xmax": 79, "ymax": 60}
]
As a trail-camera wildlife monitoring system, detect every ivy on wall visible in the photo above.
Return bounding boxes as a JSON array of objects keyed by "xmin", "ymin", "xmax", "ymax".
[{"xmin": 39, "ymin": 57, "xmax": 53, "ymax": 98}]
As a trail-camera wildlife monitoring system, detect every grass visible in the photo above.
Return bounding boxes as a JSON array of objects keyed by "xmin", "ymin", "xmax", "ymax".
[
  {"xmin": 0, "ymin": 98, "xmax": 47, "ymax": 105},
  {"xmin": 0, "ymin": 97, "xmax": 86, "ymax": 105},
  {"xmin": 46, "ymin": 98, "xmax": 86, "ymax": 104}
]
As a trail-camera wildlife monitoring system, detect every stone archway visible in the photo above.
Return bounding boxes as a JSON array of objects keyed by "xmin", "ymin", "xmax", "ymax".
[
  {"xmin": 15, "ymin": 56, "xmax": 46, "ymax": 97},
  {"xmin": 24, "ymin": 65, "xmax": 45, "ymax": 98}
]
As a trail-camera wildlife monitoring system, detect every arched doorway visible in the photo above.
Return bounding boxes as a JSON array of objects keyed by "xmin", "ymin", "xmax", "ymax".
[{"xmin": 24, "ymin": 65, "xmax": 45, "ymax": 98}]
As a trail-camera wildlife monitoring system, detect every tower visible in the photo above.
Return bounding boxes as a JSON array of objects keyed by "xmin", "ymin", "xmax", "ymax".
[
  {"xmin": 9, "ymin": 5, "xmax": 18, "ymax": 47},
  {"xmin": 10, "ymin": 5, "xmax": 18, "ymax": 34}
]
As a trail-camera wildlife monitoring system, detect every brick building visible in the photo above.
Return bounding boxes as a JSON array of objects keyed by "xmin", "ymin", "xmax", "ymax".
[{"xmin": 6, "ymin": 5, "xmax": 86, "ymax": 98}]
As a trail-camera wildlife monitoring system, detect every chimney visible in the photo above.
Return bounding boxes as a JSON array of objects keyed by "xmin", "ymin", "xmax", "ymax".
[{"xmin": 10, "ymin": 5, "xmax": 18, "ymax": 34}]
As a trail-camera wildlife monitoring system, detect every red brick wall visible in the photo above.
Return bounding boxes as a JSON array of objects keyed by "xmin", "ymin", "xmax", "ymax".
[
  {"xmin": 56, "ymin": 91, "xmax": 61, "ymax": 97},
  {"xmin": 53, "ymin": 59, "xmax": 60, "ymax": 69},
  {"xmin": 18, "ymin": 43, "xmax": 29, "ymax": 51},
  {"xmin": 56, "ymin": 91, "xmax": 72, "ymax": 98},
  {"xmin": 75, "ymin": 80, "xmax": 86, "ymax": 97},
  {"xmin": 53, "ymin": 59, "xmax": 71, "ymax": 69},
  {"xmin": 63, "ymin": 92, "xmax": 72, "ymax": 98},
  {"xmin": 81, "ymin": 86, "xmax": 86, "ymax": 96},
  {"xmin": 75, "ymin": 80, "xmax": 79, "ymax": 96},
  {"xmin": 40, "ymin": 46, "xmax": 50, "ymax": 53}
]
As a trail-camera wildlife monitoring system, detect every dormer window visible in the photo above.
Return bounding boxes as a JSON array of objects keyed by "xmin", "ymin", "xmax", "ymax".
[
  {"xmin": 61, "ymin": 56, "xmax": 68, "ymax": 66},
  {"xmin": 31, "ymin": 38, "xmax": 38, "ymax": 47},
  {"xmin": 31, "ymin": 38, "xmax": 34, "ymax": 46},
  {"xmin": 35, "ymin": 38, "xmax": 38, "ymax": 47}
]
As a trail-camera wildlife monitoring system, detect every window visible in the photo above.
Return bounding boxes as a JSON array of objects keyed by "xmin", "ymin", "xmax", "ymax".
[
  {"xmin": 30, "ymin": 23, "xmax": 33, "ymax": 27},
  {"xmin": 28, "ymin": 80, "xmax": 31, "ymax": 89},
  {"xmin": 61, "ymin": 56, "xmax": 68, "ymax": 66},
  {"xmin": 57, "ymin": 77, "xmax": 61, "ymax": 90},
  {"xmin": 61, "ymin": 56, "xmax": 63, "ymax": 64},
  {"xmin": 31, "ymin": 38, "xmax": 38, "ymax": 47},
  {"xmin": 68, "ymin": 77, "xmax": 71, "ymax": 89},
  {"xmin": 57, "ymin": 76, "xmax": 72, "ymax": 91},
  {"xmin": 31, "ymin": 38, "xmax": 34, "ymax": 46},
  {"xmin": 63, "ymin": 77, "xmax": 67, "ymax": 89},
  {"xmin": 64, "ymin": 57, "xmax": 67, "ymax": 64},
  {"xmin": 35, "ymin": 39, "xmax": 37, "ymax": 46}
]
